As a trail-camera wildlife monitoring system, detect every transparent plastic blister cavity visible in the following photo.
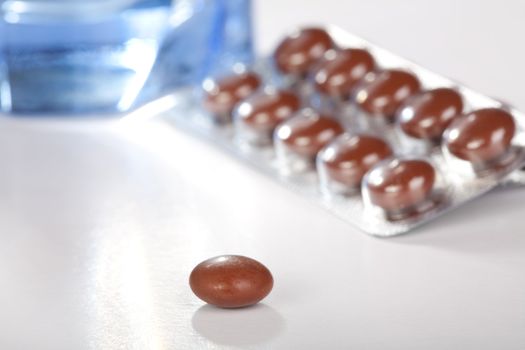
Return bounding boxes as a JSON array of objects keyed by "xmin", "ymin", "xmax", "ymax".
[{"xmin": 161, "ymin": 25, "xmax": 525, "ymax": 236}]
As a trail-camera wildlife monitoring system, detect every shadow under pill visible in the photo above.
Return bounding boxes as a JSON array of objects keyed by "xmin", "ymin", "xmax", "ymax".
[{"xmin": 191, "ymin": 303, "xmax": 285, "ymax": 347}]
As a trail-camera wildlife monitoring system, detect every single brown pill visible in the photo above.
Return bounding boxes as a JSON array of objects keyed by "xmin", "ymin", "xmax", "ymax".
[
  {"xmin": 235, "ymin": 89, "xmax": 301, "ymax": 133},
  {"xmin": 313, "ymin": 48, "xmax": 376, "ymax": 99},
  {"xmin": 364, "ymin": 159, "xmax": 436, "ymax": 213},
  {"xmin": 444, "ymin": 108, "xmax": 516, "ymax": 164},
  {"xmin": 275, "ymin": 109, "xmax": 344, "ymax": 158},
  {"xmin": 203, "ymin": 71, "xmax": 262, "ymax": 121},
  {"xmin": 319, "ymin": 134, "xmax": 393, "ymax": 189},
  {"xmin": 355, "ymin": 69, "xmax": 421, "ymax": 121},
  {"xmin": 189, "ymin": 255, "xmax": 273, "ymax": 309},
  {"xmin": 398, "ymin": 88, "xmax": 464, "ymax": 141},
  {"xmin": 274, "ymin": 27, "xmax": 333, "ymax": 76}
]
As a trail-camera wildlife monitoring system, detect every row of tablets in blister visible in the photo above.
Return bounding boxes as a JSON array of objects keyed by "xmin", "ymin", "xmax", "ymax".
[{"xmin": 190, "ymin": 25, "xmax": 525, "ymax": 235}]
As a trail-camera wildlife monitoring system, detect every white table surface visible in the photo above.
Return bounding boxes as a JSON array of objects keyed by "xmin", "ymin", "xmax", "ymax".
[{"xmin": 1, "ymin": 1, "xmax": 525, "ymax": 349}]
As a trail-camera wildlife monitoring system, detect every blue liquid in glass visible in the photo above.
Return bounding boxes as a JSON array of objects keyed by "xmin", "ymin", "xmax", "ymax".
[{"xmin": 0, "ymin": 0, "xmax": 253, "ymax": 115}]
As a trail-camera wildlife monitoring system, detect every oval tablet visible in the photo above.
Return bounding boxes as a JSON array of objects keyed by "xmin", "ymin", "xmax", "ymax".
[
  {"xmin": 364, "ymin": 159, "xmax": 436, "ymax": 213},
  {"xmin": 189, "ymin": 255, "xmax": 273, "ymax": 309},
  {"xmin": 318, "ymin": 134, "xmax": 393, "ymax": 189},
  {"xmin": 398, "ymin": 88, "xmax": 464, "ymax": 141},
  {"xmin": 275, "ymin": 108, "xmax": 344, "ymax": 158},
  {"xmin": 313, "ymin": 48, "xmax": 376, "ymax": 99},
  {"xmin": 274, "ymin": 27, "xmax": 333, "ymax": 76},
  {"xmin": 444, "ymin": 108, "xmax": 516, "ymax": 165},
  {"xmin": 355, "ymin": 69, "xmax": 421, "ymax": 121},
  {"xmin": 235, "ymin": 89, "xmax": 301, "ymax": 132},
  {"xmin": 203, "ymin": 71, "xmax": 262, "ymax": 121}
]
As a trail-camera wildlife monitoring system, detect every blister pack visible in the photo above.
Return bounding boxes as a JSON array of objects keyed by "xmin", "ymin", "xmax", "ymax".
[{"xmin": 162, "ymin": 25, "xmax": 525, "ymax": 236}]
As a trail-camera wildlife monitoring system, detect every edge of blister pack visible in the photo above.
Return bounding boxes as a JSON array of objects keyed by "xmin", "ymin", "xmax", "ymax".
[{"xmin": 159, "ymin": 24, "xmax": 525, "ymax": 237}]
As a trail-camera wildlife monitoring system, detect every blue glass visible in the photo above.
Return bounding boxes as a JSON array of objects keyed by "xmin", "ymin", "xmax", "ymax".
[{"xmin": 0, "ymin": 0, "xmax": 253, "ymax": 115}]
